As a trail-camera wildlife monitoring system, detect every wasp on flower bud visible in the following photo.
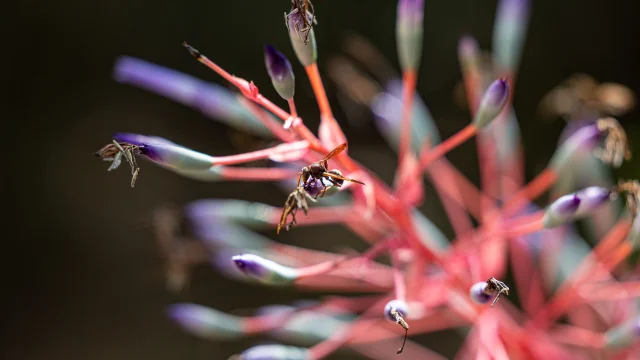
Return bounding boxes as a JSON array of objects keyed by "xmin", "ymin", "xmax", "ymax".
[
  {"xmin": 614, "ymin": 180, "xmax": 640, "ymax": 218},
  {"xmin": 298, "ymin": 143, "xmax": 365, "ymax": 195},
  {"xmin": 595, "ymin": 117, "xmax": 631, "ymax": 167},
  {"xmin": 94, "ymin": 140, "xmax": 142, "ymax": 187},
  {"xmin": 384, "ymin": 299, "xmax": 410, "ymax": 354},
  {"xmin": 470, "ymin": 277, "xmax": 510, "ymax": 307},
  {"xmin": 277, "ymin": 185, "xmax": 317, "ymax": 234},
  {"xmin": 285, "ymin": 0, "xmax": 317, "ymax": 45}
]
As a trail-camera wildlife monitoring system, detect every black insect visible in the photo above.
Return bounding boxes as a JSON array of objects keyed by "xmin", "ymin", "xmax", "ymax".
[
  {"xmin": 297, "ymin": 143, "xmax": 365, "ymax": 198},
  {"xmin": 285, "ymin": 0, "xmax": 318, "ymax": 45}
]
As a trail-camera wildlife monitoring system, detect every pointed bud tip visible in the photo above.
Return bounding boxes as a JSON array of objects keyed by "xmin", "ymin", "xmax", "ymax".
[
  {"xmin": 182, "ymin": 42, "xmax": 201, "ymax": 59},
  {"xmin": 263, "ymin": 43, "xmax": 295, "ymax": 99},
  {"xmin": 473, "ymin": 78, "xmax": 510, "ymax": 128}
]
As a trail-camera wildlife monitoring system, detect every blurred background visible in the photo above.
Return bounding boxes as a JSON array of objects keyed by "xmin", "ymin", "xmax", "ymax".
[{"xmin": 6, "ymin": 0, "xmax": 640, "ymax": 359}]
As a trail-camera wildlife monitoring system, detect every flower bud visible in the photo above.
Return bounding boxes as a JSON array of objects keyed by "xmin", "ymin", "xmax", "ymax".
[
  {"xmin": 287, "ymin": 10, "xmax": 317, "ymax": 66},
  {"xmin": 236, "ymin": 344, "xmax": 310, "ymax": 360},
  {"xmin": 113, "ymin": 133, "xmax": 214, "ymax": 171},
  {"xmin": 167, "ymin": 303, "xmax": 244, "ymax": 340},
  {"xmin": 264, "ymin": 44, "xmax": 295, "ymax": 100},
  {"xmin": 469, "ymin": 282, "xmax": 493, "ymax": 304},
  {"xmin": 472, "ymin": 78, "xmax": 510, "ymax": 129},
  {"xmin": 384, "ymin": 299, "xmax": 409, "ymax": 322},
  {"xmin": 543, "ymin": 186, "xmax": 615, "ymax": 228},
  {"xmin": 396, "ymin": 0, "xmax": 424, "ymax": 71},
  {"xmin": 113, "ymin": 56, "xmax": 272, "ymax": 137},
  {"xmin": 185, "ymin": 199, "xmax": 273, "ymax": 229},
  {"xmin": 492, "ymin": 0, "xmax": 531, "ymax": 72},
  {"xmin": 232, "ymin": 254, "xmax": 298, "ymax": 286},
  {"xmin": 371, "ymin": 80, "xmax": 441, "ymax": 154},
  {"xmin": 604, "ymin": 317, "xmax": 640, "ymax": 350},
  {"xmin": 550, "ymin": 123, "xmax": 603, "ymax": 172}
]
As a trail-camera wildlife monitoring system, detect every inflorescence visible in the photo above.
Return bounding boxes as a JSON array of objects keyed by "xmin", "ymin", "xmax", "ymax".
[{"xmin": 96, "ymin": 0, "xmax": 640, "ymax": 359}]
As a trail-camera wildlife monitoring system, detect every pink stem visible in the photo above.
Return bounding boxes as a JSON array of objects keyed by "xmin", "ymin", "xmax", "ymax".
[
  {"xmin": 219, "ymin": 167, "xmax": 299, "ymax": 181},
  {"xmin": 398, "ymin": 70, "xmax": 418, "ymax": 170},
  {"xmin": 577, "ymin": 281, "xmax": 640, "ymax": 302},
  {"xmin": 550, "ymin": 324, "xmax": 606, "ymax": 349},
  {"xmin": 211, "ymin": 141, "xmax": 309, "ymax": 165},
  {"xmin": 391, "ymin": 251, "xmax": 407, "ymax": 302},
  {"xmin": 239, "ymin": 97, "xmax": 296, "ymax": 142},
  {"xmin": 428, "ymin": 159, "xmax": 475, "ymax": 236},
  {"xmin": 287, "ymin": 98, "xmax": 298, "ymax": 118},
  {"xmin": 308, "ymin": 296, "xmax": 393, "ymax": 360},
  {"xmin": 420, "ymin": 124, "xmax": 478, "ymax": 171}
]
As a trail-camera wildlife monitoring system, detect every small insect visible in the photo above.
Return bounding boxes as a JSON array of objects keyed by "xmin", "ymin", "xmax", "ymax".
[
  {"xmin": 595, "ymin": 117, "xmax": 632, "ymax": 168},
  {"xmin": 285, "ymin": 0, "xmax": 318, "ymax": 45},
  {"xmin": 298, "ymin": 143, "xmax": 365, "ymax": 198},
  {"xmin": 389, "ymin": 307, "xmax": 409, "ymax": 355},
  {"xmin": 614, "ymin": 179, "xmax": 640, "ymax": 218},
  {"xmin": 95, "ymin": 140, "xmax": 141, "ymax": 187},
  {"xmin": 486, "ymin": 277, "xmax": 510, "ymax": 307},
  {"xmin": 277, "ymin": 186, "xmax": 317, "ymax": 234}
]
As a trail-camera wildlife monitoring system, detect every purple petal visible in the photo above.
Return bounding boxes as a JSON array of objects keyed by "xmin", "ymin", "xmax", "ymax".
[
  {"xmin": 469, "ymin": 282, "xmax": 492, "ymax": 304},
  {"xmin": 384, "ymin": 299, "xmax": 409, "ymax": 322},
  {"xmin": 264, "ymin": 44, "xmax": 293, "ymax": 82}
]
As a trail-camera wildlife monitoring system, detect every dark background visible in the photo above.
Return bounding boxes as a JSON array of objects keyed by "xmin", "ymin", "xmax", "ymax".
[{"xmin": 6, "ymin": 0, "xmax": 640, "ymax": 359}]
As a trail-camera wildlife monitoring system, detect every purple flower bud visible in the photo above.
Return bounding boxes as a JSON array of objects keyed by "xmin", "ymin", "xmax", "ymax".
[
  {"xmin": 287, "ymin": 10, "xmax": 317, "ymax": 66},
  {"xmin": 185, "ymin": 199, "xmax": 273, "ymax": 229},
  {"xmin": 113, "ymin": 133, "xmax": 214, "ymax": 171},
  {"xmin": 166, "ymin": 303, "xmax": 244, "ymax": 340},
  {"xmin": 264, "ymin": 44, "xmax": 295, "ymax": 100},
  {"xmin": 550, "ymin": 123, "xmax": 604, "ymax": 171},
  {"xmin": 232, "ymin": 254, "xmax": 297, "ymax": 286},
  {"xmin": 458, "ymin": 35, "xmax": 481, "ymax": 73},
  {"xmin": 303, "ymin": 178, "xmax": 324, "ymax": 198},
  {"xmin": 113, "ymin": 56, "xmax": 272, "ymax": 137},
  {"xmin": 473, "ymin": 78, "xmax": 510, "ymax": 129},
  {"xmin": 543, "ymin": 187, "xmax": 614, "ymax": 228},
  {"xmin": 542, "ymin": 194, "xmax": 581, "ymax": 228},
  {"xmin": 469, "ymin": 282, "xmax": 493, "ymax": 304},
  {"xmin": 237, "ymin": 344, "xmax": 310, "ymax": 360},
  {"xmin": 604, "ymin": 316, "xmax": 640, "ymax": 349},
  {"xmin": 493, "ymin": 0, "xmax": 531, "ymax": 71},
  {"xmin": 384, "ymin": 299, "xmax": 409, "ymax": 322},
  {"xmin": 396, "ymin": 0, "xmax": 424, "ymax": 71}
]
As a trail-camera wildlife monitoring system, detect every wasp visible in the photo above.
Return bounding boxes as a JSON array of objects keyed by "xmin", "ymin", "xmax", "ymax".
[
  {"xmin": 298, "ymin": 143, "xmax": 365, "ymax": 198},
  {"xmin": 614, "ymin": 179, "xmax": 640, "ymax": 218},
  {"xmin": 486, "ymin": 277, "xmax": 510, "ymax": 307},
  {"xmin": 95, "ymin": 140, "xmax": 141, "ymax": 187},
  {"xmin": 285, "ymin": 0, "xmax": 318, "ymax": 45},
  {"xmin": 389, "ymin": 307, "xmax": 409, "ymax": 354},
  {"xmin": 277, "ymin": 186, "xmax": 317, "ymax": 234}
]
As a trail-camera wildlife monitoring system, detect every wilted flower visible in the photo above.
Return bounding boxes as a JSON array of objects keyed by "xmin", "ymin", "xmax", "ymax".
[{"xmin": 96, "ymin": 0, "xmax": 639, "ymax": 359}]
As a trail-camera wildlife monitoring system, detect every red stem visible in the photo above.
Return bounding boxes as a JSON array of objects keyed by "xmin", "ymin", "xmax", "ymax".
[
  {"xmin": 398, "ymin": 70, "xmax": 418, "ymax": 165},
  {"xmin": 419, "ymin": 124, "xmax": 478, "ymax": 171},
  {"xmin": 211, "ymin": 141, "xmax": 309, "ymax": 165}
]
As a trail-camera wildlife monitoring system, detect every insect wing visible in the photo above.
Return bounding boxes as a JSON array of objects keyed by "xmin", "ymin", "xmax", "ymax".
[
  {"xmin": 321, "ymin": 143, "xmax": 348, "ymax": 163},
  {"xmin": 322, "ymin": 171, "xmax": 365, "ymax": 185},
  {"xmin": 108, "ymin": 152, "xmax": 123, "ymax": 171}
]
